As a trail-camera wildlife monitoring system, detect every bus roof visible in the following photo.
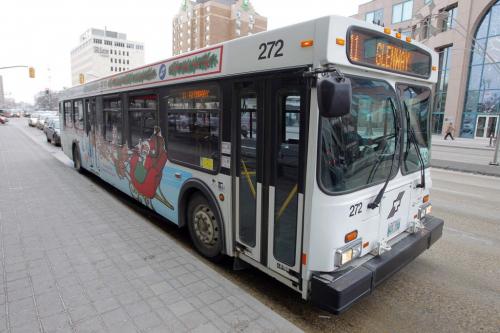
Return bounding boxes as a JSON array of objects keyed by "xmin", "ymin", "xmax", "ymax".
[{"xmin": 61, "ymin": 15, "xmax": 438, "ymax": 101}]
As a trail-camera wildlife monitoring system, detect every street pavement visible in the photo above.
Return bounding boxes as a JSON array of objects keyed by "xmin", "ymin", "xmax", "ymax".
[
  {"xmin": 2, "ymin": 119, "xmax": 500, "ymax": 333},
  {"xmin": 0, "ymin": 120, "xmax": 302, "ymax": 333},
  {"xmin": 431, "ymin": 135, "xmax": 500, "ymax": 177}
]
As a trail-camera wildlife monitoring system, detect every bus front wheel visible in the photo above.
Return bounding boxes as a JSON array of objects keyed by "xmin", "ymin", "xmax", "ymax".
[{"xmin": 187, "ymin": 194, "xmax": 223, "ymax": 261}]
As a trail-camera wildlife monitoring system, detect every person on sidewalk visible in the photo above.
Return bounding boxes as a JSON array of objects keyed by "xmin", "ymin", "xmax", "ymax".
[{"xmin": 444, "ymin": 122, "xmax": 455, "ymax": 140}]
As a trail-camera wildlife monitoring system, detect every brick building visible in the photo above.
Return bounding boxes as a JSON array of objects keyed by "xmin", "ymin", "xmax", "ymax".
[{"xmin": 172, "ymin": 0, "xmax": 267, "ymax": 56}]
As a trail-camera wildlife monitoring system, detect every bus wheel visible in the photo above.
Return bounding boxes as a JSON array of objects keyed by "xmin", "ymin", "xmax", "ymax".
[
  {"xmin": 73, "ymin": 146, "xmax": 83, "ymax": 173},
  {"xmin": 187, "ymin": 194, "xmax": 223, "ymax": 261}
]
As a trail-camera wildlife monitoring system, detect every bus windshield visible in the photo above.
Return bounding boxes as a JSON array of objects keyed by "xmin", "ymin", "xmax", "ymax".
[
  {"xmin": 397, "ymin": 84, "xmax": 431, "ymax": 174},
  {"xmin": 319, "ymin": 77, "xmax": 399, "ymax": 193}
]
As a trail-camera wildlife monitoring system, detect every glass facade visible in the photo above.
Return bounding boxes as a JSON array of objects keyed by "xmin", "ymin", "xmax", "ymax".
[
  {"xmin": 432, "ymin": 46, "xmax": 451, "ymax": 134},
  {"xmin": 462, "ymin": 0, "xmax": 500, "ymax": 138}
]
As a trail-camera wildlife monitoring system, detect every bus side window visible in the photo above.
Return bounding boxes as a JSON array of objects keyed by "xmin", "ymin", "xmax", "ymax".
[
  {"xmin": 64, "ymin": 101, "xmax": 72, "ymax": 128},
  {"xmin": 103, "ymin": 97, "xmax": 123, "ymax": 145},
  {"xmin": 128, "ymin": 94, "xmax": 158, "ymax": 148},
  {"xmin": 72, "ymin": 100, "xmax": 84, "ymax": 130},
  {"xmin": 165, "ymin": 85, "xmax": 220, "ymax": 172}
]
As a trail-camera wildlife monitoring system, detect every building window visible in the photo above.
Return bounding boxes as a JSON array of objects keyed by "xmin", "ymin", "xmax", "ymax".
[
  {"xmin": 110, "ymin": 67, "xmax": 113, "ymax": 71},
  {"xmin": 72, "ymin": 100, "xmax": 84, "ymax": 130},
  {"xmin": 166, "ymin": 85, "xmax": 220, "ymax": 172},
  {"xmin": 392, "ymin": 0, "xmax": 413, "ymax": 23},
  {"xmin": 462, "ymin": 0, "xmax": 500, "ymax": 138},
  {"xmin": 110, "ymin": 58, "xmax": 113, "ymax": 63},
  {"xmin": 128, "ymin": 94, "xmax": 157, "ymax": 147},
  {"xmin": 441, "ymin": 4, "xmax": 458, "ymax": 32},
  {"xmin": 365, "ymin": 9, "xmax": 384, "ymax": 25},
  {"xmin": 433, "ymin": 46, "xmax": 452, "ymax": 134},
  {"xmin": 103, "ymin": 97, "xmax": 123, "ymax": 144}
]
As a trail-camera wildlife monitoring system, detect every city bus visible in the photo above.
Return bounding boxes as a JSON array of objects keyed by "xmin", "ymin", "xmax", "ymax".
[{"xmin": 59, "ymin": 15, "xmax": 444, "ymax": 314}]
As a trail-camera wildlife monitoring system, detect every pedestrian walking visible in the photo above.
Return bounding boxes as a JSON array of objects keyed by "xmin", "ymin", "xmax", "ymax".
[{"xmin": 444, "ymin": 122, "xmax": 455, "ymax": 140}]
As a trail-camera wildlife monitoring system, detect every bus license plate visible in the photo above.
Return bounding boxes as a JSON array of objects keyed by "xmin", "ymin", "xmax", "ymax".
[{"xmin": 387, "ymin": 219, "xmax": 401, "ymax": 237}]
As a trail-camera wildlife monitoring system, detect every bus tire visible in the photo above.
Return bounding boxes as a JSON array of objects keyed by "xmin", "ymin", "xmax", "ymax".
[
  {"xmin": 187, "ymin": 193, "xmax": 223, "ymax": 261},
  {"xmin": 73, "ymin": 145, "xmax": 83, "ymax": 173}
]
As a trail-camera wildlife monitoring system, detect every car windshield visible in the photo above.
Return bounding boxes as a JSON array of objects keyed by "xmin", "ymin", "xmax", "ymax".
[
  {"xmin": 54, "ymin": 120, "xmax": 60, "ymax": 129},
  {"xmin": 396, "ymin": 84, "xmax": 431, "ymax": 173},
  {"xmin": 319, "ymin": 77, "xmax": 399, "ymax": 193}
]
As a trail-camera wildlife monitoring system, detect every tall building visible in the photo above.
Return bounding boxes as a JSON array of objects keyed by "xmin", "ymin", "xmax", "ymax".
[
  {"xmin": 172, "ymin": 0, "xmax": 267, "ymax": 55},
  {"xmin": 354, "ymin": 0, "xmax": 500, "ymax": 139},
  {"xmin": 0, "ymin": 75, "xmax": 4, "ymax": 107},
  {"xmin": 70, "ymin": 28, "xmax": 145, "ymax": 86}
]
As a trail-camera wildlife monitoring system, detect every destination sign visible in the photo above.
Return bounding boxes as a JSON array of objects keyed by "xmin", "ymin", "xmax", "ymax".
[{"xmin": 348, "ymin": 27, "xmax": 431, "ymax": 78}]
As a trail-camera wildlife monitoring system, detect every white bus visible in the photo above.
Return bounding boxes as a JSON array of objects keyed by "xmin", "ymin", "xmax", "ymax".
[{"xmin": 59, "ymin": 15, "xmax": 444, "ymax": 313}]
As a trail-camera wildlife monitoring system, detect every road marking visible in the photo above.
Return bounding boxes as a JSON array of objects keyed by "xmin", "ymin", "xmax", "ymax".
[
  {"xmin": 444, "ymin": 226, "xmax": 496, "ymax": 246},
  {"xmin": 431, "ymin": 187, "xmax": 485, "ymax": 199}
]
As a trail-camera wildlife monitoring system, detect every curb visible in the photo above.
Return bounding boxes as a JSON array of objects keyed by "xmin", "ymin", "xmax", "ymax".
[
  {"xmin": 431, "ymin": 159, "xmax": 500, "ymax": 177},
  {"xmin": 431, "ymin": 142, "xmax": 495, "ymax": 151}
]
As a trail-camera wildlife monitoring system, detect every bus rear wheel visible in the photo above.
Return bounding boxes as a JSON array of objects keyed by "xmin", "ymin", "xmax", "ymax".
[{"xmin": 187, "ymin": 194, "xmax": 223, "ymax": 261}]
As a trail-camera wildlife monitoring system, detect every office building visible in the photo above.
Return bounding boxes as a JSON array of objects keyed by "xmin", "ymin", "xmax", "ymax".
[
  {"xmin": 0, "ymin": 75, "xmax": 4, "ymax": 107},
  {"xmin": 70, "ymin": 28, "xmax": 145, "ymax": 86}
]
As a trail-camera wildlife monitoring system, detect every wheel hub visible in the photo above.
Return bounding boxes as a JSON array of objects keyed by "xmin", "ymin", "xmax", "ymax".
[{"xmin": 193, "ymin": 204, "xmax": 219, "ymax": 247}]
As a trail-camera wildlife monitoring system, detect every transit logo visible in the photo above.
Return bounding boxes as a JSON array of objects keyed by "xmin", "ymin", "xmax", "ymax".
[
  {"xmin": 159, "ymin": 64, "xmax": 167, "ymax": 80},
  {"xmin": 387, "ymin": 191, "xmax": 405, "ymax": 219}
]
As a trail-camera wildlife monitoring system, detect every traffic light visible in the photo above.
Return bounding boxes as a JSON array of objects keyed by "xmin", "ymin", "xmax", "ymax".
[
  {"xmin": 79, "ymin": 73, "xmax": 85, "ymax": 84},
  {"xmin": 28, "ymin": 67, "xmax": 35, "ymax": 78}
]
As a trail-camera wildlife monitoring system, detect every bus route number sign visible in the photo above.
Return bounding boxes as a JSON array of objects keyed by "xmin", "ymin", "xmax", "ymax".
[
  {"xmin": 258, "ymin": 39, "xmax": 284, "ymax": 60},
  {"xmin": 347, "ymin": 27, "xmax": 431, "ymax": 78}
]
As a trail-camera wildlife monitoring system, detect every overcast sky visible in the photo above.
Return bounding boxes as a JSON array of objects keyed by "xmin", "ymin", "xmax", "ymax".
[{"xmin": 0, "ymin": 0, "xmax": 369, "ymax": 104}]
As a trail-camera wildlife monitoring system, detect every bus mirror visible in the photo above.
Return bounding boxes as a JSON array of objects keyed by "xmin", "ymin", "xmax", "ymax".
[{"xmin": 318, "ymin": 77, "xmax": 352, "ymax": 118}]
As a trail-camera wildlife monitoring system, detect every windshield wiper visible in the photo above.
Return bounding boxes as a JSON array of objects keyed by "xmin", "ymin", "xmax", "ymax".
[
  {"xmin": 403, "ymin": 102, "xmax": 426, "ymax": 189},
  {"xmin": 368, "ymin": 98, "xmax": 401, "ymax": 210}
]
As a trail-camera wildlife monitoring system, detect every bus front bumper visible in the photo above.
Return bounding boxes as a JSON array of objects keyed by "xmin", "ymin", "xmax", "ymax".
[{"xmin": 310, "ymin": 216, "xmax": 444, "ymax": 314}]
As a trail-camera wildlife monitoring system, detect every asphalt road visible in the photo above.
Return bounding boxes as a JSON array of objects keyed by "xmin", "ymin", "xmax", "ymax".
[{"xmin": 6, "ymin": 119, "xmax": 500, "ymax": 333}]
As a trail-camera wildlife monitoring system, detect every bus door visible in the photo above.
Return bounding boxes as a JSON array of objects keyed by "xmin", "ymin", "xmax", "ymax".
[
  {"xmin": 234, "ymin": 75, "xmax": 307, "ymax": 281},
  {"xmin": 234, "ymin": 81, "xmax": 263, "ymax": 262},
  {"xmin": 85, "ymin": 98, "xmax": 99, "ymax": 172},
  {"xmin": 266, "ymin": 77, "xmax": 307, "ymax": 280}
]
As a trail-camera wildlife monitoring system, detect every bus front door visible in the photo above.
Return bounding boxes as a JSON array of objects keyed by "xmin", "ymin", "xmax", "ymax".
[
  {"xmin": 234, "ymin": 76, "xmax": 307, "ymax": 282},
  {"xmin": 85, "ymin": 98, "xmax": 99, "ymax": 173}
]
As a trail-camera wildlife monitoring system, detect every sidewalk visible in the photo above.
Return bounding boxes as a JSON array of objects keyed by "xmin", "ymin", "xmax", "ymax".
[
  {"xmin": 430, "ymin": 135, "xmax": 500, "ymax": 177},
  {"xmin": 0, "ymin": 124, "xmax": 302, "ymax": 333},
  {"xmin": 432, "ymin": 135, "xmax": 496, "ymax": 151}
]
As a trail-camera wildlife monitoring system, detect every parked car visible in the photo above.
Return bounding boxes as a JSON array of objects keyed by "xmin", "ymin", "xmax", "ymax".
[
  {"xmin": 28, "ymin": 114, "xmax": 40, "ymax": 127},
  {"xmin": 43, "ymin": 115, "xmax": 59, "ymax": 134},
  {"xmin": 0, "ymin": 116, "xmax": 8, "ymax": 124},
  {"xmin": 45, "ymin": 119, "xmax": 61, "ymax": 146},
  {"xmin": 36, "ymin": 113, "xmax": 56, "ymax": 130}
]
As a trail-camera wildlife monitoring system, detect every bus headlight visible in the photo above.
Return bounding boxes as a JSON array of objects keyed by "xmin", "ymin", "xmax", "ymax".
[{"xmin": 334, "ymin": 239, "xmax": 362, "ymax": 267}]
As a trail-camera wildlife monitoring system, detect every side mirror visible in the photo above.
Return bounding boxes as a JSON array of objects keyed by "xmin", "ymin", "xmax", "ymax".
[{"xmin": 317, "ymin": 76, "xmax": 352, "ymax": 118}]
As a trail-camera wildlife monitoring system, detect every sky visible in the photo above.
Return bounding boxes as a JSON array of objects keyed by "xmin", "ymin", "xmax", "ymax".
[{"xmin": 0, "ymin": 0, "xmax": 369, "ymax": 104}]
